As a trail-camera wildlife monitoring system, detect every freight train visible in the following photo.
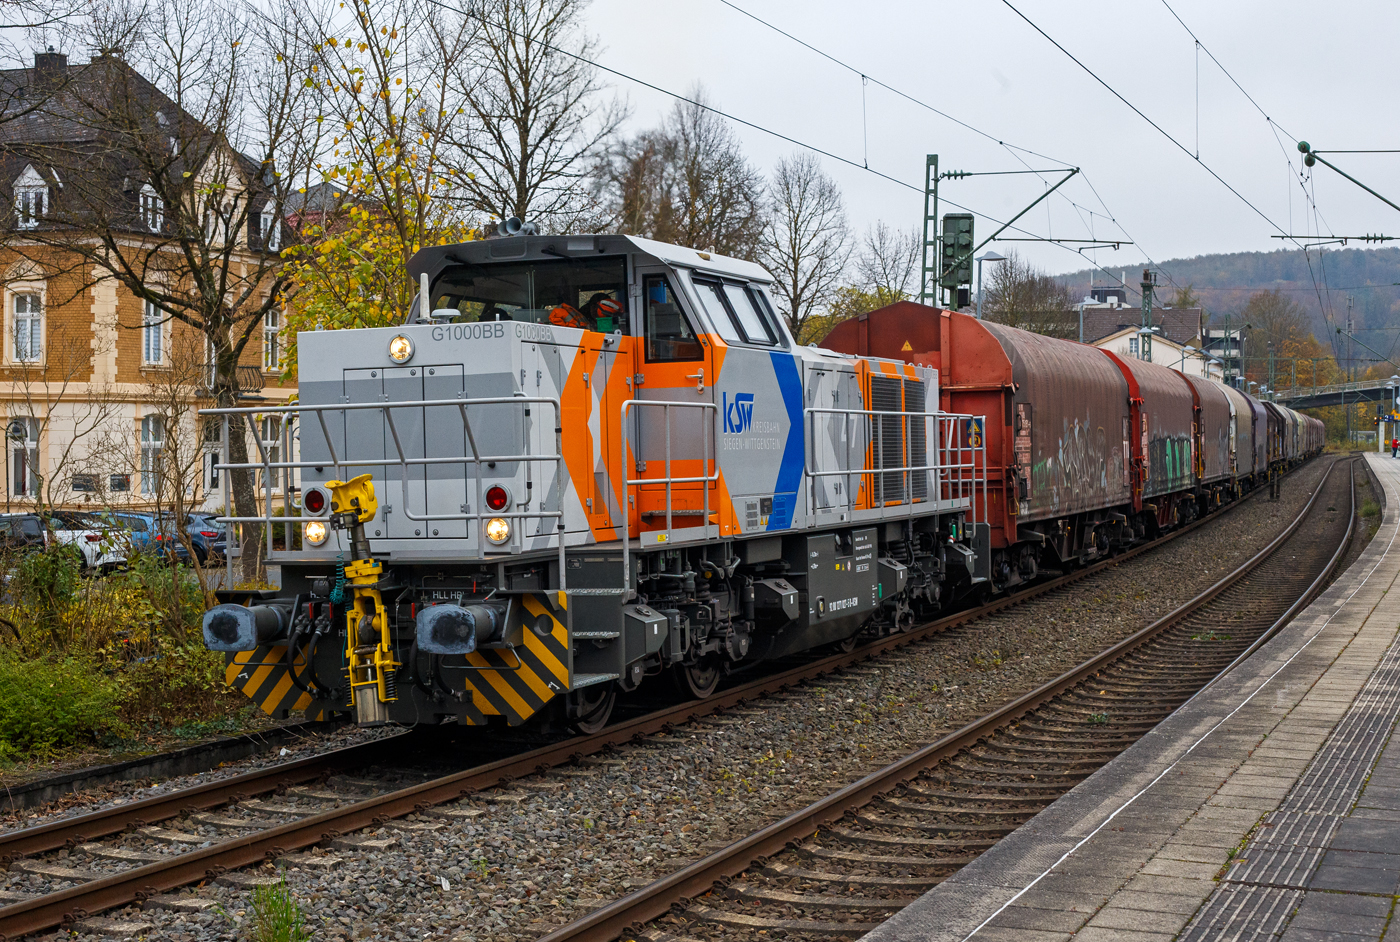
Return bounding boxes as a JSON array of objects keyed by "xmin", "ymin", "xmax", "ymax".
[
  {"xmin": 821, "ymin": 301, "xmax": 1324, "ymax": 592},
  {"xmin": 201, "ymin": 234, "xmax": 1322, "ymax": 732}
]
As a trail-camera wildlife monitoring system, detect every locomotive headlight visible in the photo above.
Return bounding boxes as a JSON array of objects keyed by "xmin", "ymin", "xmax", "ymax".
[
  {"xmin": 485, "ymin": 517, "xmax": 511, "ymax": 545},
  {"xmin": 304, "ymin": 521, "xmax": 328, "ymax": 546},
  {"xmin": 388, "ymin": 334, "xmax": 415, "ymax": 363}
]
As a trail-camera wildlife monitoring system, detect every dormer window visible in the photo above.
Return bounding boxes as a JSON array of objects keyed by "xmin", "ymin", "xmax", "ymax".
[
  {"xmin": 140, "ymin": 185, "xmax": 163, "ymax": 233},
  {"xmin": 261, "ymin": 200, "xmax": 281, "ymax": 252},
  {"xmin": 13, "ymin": 165, "xmax": 47, "ymax": 230}
]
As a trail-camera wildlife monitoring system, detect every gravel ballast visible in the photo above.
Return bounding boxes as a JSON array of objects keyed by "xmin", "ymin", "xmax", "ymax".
[{"xmin": 27, "ymin": 459, "xmax": 1342, "ymax": 942}]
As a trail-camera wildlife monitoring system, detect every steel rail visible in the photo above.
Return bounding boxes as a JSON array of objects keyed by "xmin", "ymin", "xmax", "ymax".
[
  {"xmin": 531, "ymin": 457, "xmax": 1349, "ymax": 942},
  {"xmin": 0, "ymin": 458, "xmax": 1321, "ymax": 940},
  {"xmin": 0, "ymin": 735, "xmax": 409, "ymax": 865},
  {"xmin": 1204, "ymin": 456, "xmax": 1359, "ymax": 687}
]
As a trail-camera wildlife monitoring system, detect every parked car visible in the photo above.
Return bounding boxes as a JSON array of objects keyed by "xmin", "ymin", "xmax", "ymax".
[
  {"xmin": 101, "ymin": 512, "xmax": 193, "ymax": 565},
  {"xmin": 183, "ymin": 512, "xmax": 228, "ymax": 564},
  {"xmin": 0, "ymin": 513, "xmax": 48, "ymax": 559},
  {"xmin": 49, "ymin": 511, "xmax": 126, "ymax": 572},
  {"xmin": 0, "ymin": 511, "xmax": 126, "ymax": 572}
]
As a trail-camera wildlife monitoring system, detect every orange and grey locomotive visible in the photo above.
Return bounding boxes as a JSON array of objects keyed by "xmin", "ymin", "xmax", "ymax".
[{"xmin": 202, "ymin": 235, "xmax": 987, "ymax": 730}]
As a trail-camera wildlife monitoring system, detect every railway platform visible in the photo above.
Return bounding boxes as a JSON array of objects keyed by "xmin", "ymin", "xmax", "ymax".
[{"xmin": 866, "ymin": 452, "xmax": 1400, "ymax": 942}]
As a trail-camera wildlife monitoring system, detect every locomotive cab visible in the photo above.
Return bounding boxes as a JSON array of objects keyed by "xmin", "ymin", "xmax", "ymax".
[{"xmin": 204, "ymin": 235, "xmax": 984, "ymax": 730}]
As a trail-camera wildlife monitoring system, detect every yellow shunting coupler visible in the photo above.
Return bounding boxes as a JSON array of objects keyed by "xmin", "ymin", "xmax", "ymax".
[{"xmin": 327, "ymin": 474, "xmax": 401, "ymax": 726}]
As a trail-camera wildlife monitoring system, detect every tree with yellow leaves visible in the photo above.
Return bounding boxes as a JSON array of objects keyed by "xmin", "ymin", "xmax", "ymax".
[{"xmin": 278, "ymin": 0, "xmax": 479, "ymax": 374}]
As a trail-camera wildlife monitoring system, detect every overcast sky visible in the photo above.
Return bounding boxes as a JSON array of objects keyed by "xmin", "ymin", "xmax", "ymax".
[{"xmin": 585, "ymin": 0, "xmax": 1400, "ymax": 282}]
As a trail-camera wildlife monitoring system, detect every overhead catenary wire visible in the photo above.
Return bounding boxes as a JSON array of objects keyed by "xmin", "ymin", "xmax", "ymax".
[
  {"xmin": 710, "ymin": 0, "xmax": 1191, "ymax": 300},
  {"xmin": 999, "ymin": 0, "xmax": 1294, "ymax": 241},
  {"xmin": 420, "ymin": 0, "xmax": 1154, "ymax": 299},
  {"xmin": 1155, "ymin": 0, "xmax": 1346, "ymax": 352}
]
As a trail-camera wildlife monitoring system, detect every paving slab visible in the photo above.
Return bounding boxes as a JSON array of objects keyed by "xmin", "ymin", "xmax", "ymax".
[{"xmin": 862, "ymin": 454, "xmax": 1400, "ymax": 942}]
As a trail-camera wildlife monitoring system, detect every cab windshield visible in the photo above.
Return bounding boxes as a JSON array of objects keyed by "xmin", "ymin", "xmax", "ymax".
[{"xmin": 428, "ymin": 256, "xmax": 628, "ymax": 331}]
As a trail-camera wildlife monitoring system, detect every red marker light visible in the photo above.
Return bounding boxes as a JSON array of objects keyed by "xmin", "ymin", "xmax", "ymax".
[
  {"xmin": 304, "ymin": 488, "xmax": 327, "ymax": 514},
  {"xmin": 485, "ymin": 485, "xmax": 510, "ymax": 512}
]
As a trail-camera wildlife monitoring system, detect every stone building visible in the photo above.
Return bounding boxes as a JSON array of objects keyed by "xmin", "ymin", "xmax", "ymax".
[{"xmin": 0, "ymin": 50, "xmax": 295, "ymax": 514}]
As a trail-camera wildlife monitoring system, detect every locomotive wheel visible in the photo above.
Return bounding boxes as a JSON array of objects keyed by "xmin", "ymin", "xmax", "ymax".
[
  {"xmin": 674, "ymin": 658, "xmax": 722, "ymax": 700},
  {"xmin": 564, "ymin": 685, "xmax": 616, "ymax": 734},
  {"xmin": 836, "ymin": 632, "xmax": 860, "ymax": 653}
]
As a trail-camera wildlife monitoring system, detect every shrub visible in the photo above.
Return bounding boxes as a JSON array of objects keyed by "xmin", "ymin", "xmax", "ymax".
[
  {"xmin": 123, "ymin": 642, "xmax": 240, "ymax": 725},
  {"xmin": 0, "ymin": 656, "xmax": 127, "ymax": 759}
]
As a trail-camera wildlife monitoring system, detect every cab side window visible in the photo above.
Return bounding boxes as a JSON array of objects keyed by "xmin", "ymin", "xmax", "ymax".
[
  {"xmin": 693, "ymin": 277, "xmax": 776, "ymax": 346},
  {"xmin": 643, "ymin": 275, "xmax": 703, "ymax": 361}
]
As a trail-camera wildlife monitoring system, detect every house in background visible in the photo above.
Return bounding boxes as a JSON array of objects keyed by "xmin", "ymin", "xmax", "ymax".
[
  {"xmin": 1091, "ymin": 326, "xmax": 1223, "ymax": 380},
  {"xmin": 0, "ymin": 50, "xmax": 296, "ymax": 513}
]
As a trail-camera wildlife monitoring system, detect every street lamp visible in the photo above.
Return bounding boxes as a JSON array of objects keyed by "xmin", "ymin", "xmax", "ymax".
[
  {"xmin": 974, "ymin": 251, "xmax": 1007, "ymax": 320},
  {"xmin": 1175, "ymin": 344, "xmax": 1198, "ymax": 372}
]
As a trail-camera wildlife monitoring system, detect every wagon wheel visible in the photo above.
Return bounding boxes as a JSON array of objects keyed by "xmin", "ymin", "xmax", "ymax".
[
  {"xmin": 564, "ymin": 684, "xmax": 616, "ymax": 735},
  {"xmin": 674, "ymin": 657, "xmax": 722, "ymax": 700}
]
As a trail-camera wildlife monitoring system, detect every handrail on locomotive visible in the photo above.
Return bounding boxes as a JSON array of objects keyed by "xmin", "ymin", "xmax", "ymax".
[
  {"xmin": 203, "ymin": 394, "xmax": 567, "ymax": 586},
  {"xmin": 202, "ymin": 394, "xmax": 989, "ymax": 592},
  {"xmin": 803, "ymin": 405, "xmax": 988, "ymax": 523}
]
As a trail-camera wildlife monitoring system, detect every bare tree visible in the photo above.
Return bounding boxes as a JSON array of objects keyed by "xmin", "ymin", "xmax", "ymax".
[
  {"xmin": 855, "ymin": 221, "xmax": 920, "ymax": 300},
  {"xmin": 2, "ymin": 0, "xmax": 318, "ymax": 582},
  {"xmin": 598, "ymin": 86, "xmax": 765, "ymax": 259},
  {"xmin": 758, "ymin": 151, "xmax": 850, "ymax": 343},
  {"xmin": 980, "ymin": 250, "xmax": 1077, "ymax": 339},
  {"xmin": 136, "ymin": 329, "xmax": 221, "ymax": 613},
  {"xmin": 1241, "ymin": 288, "xmax": 1310, "ymax": 349},
  {"xmin": 294, "ymin": 0, "xmax": 478, "ymax": 245},
  {"xmin": 445, "ymin": 0, "xmax": 622, "ymax": 230}
]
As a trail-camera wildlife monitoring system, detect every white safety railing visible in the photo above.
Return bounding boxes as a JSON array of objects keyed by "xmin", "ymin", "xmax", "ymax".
[
  {"xmin": 619, "ymin": 399, "xmax": 719, "ymax": 595},
  {"xmin": 805, "ymin": 407, "xmax": 987, "ymax": 526},
  {"xmin": 201, "ymin": 395, "xmax": 567, "ymax": 589}
]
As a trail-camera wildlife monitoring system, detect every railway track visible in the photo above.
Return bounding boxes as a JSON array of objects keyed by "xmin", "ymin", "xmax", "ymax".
[
  {"xmin": 534, "ymin": 456, "xmax": 1359, "ymax": 942},
  {"xmin": 0, "ymin": 459, "xmax": 1330, "ymax": 940}
]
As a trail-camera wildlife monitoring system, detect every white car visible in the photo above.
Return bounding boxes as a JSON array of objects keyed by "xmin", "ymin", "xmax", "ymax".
[{"xmin": 48, "ymin": 511, "xmax": 127, "ymax": 572}]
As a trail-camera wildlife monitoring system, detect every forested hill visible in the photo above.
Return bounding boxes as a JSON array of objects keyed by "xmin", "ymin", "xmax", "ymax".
[{"xmin": 1055, "ymin": 246, "xmax": 1400, "ymax": 343}]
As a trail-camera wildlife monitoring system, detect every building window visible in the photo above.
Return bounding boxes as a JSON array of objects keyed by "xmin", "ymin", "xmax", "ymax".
[
  {"xmin": 13, "ymin": 292, "xmax": 41, "ymax": 362},
  {"xmin": 140, "ymin": 185, "xmax": 164, "ymax": 233},
  {"xmin": 262, "ymin": 200, "xmax": 281, "ymax": 252},
  {"xmin": 143, "ymin": 299, "xmax": 164, "ymax": 364},
  {"xmin": 9, "ymin": 417, "xmax": 38, "ymax": 498},
  {"xmin": 13, "ymin": 165, "xmax": 47, "ymax": 229},
  {"xmin": 263, "ymin": 309, "xmax": 280, "ymax": 371},
  {"xmin": 203, "ymin": 421, "xmax": 221, "ymax": 490},
  {"xmin": 140, "ymin": 414, "xmax": 164, "ymax": 496},
  {"xmin": 1128, "ymin": 336, "xmax": 1139, "ymax": 356},
  {"xmin": 260, "ymin": 416, "xmax": 282, "ymax": 493}
]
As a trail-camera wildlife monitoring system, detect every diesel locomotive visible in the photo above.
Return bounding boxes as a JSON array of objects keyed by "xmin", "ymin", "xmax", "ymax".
[
  {"xmin": 202, "ymin": 234, "xmax": 1323, "ymax": 732},
  {"xmin": 203, "ymin": 234, "xmax": 986, "ymax": 731}
]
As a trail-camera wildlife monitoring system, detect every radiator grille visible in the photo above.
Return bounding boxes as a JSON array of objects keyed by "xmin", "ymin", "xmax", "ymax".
[
  {"xmin": 870, "ymin": 375, "xmax": 904, "ymax": 504},
  {"xmin": 906, "ymin": 379, "xmax": 928, "ymax": 500}
]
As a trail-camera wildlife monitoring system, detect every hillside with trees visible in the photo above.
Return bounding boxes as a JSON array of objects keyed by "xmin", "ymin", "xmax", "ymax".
[{"xmin": 1056, "ymin": 246, "xmax": 1400, "ymax": 359}]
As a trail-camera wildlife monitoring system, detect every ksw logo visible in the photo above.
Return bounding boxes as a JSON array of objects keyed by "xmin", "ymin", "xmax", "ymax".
[{"xmin": 723, "ymin": 392, "xmax": 754, "ymax": 433}]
